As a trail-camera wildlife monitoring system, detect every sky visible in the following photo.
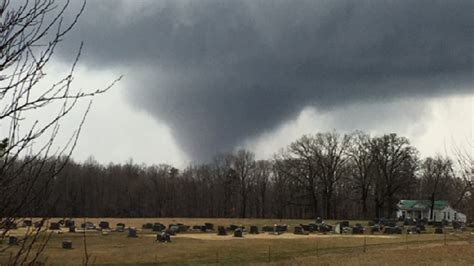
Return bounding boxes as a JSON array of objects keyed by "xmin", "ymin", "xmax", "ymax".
[{"xmin": 4, "ymin": 0, "xmax": 472, "ymax": 167}]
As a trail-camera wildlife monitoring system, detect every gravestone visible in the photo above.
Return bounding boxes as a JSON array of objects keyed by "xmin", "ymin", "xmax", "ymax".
[
  {"xmin": 335, "ymin": 223, "xmax": 341, "ymax": 234},
  {"xmin": 4, "ymin": 221, "xmax": 17, "ymax": 230},
  {"xmin": 62, "ymin": 240, "xmax": 73, "ymax": 249},
  {"xmin": 340, "ymin": 221, "xmax": 350, "ymax": 228},
  {"xmin": 49, "ymin": 222, "xmax": 60, "ymax": 230},
  {"xmin": 452, "ymin": 221, "xmax": 461, "ymax": 230},
  {"xmin": 417, "ymin": 224, "xmax": 426, "ymax": 231},
  {"xmin": 8, "ymin": 236, "xmax": 18, "ymax": 245},
  {"xmin": 69, "ymin": 226, "xmax": 76, "ymax": 233},
  {"xmin": 319, "ymin": 224, "xmax": 332, "ymax": 233},
  {"xmin": 294, "ymin": 226, "xmax": 309, "ymax": 235},
  {"xmin": 99, "ymin": 221, "xmax": 110, "ymax": 230},
  {"xmin": 64, "ymin": 220, "xmax": 75, "ymax": 228},
  {"xmin": 275, "ymin": 225, "xmax": 287, "ymax": 233},
  {"xmin": 142, "ymin": 223, "xmax": 153, "ymax": 229},
  {"xmin": 370, "ymin": 226, "xmax": 380, "ymax": 234},
  {"xmin": 352, "ymin": 224, "xmax": 364, "ymax": 234},
  {"xmin": 315, "ymin": 217, "xmax": 323, "ymax": 224},
  {"xmin": 234, "ymin": 228, "xmax": 243, "ymax": 237},
  {"xmin": 308, "ymin": 223, "xmax": 318, "ymax": 232},
  {"xmin": 127, "ymin": 228, "xmax": 137, "ymax": 237},
  {"xmin": 250, "ymin": 225, "xmax": 259, "ymax": 234},
  {"xmin": 217, "ymin": 226, "xmax": 227, "ymax": 236},
  {"xmin": 204, "ymin": 223, "xmax": 214, "ymax": 231},
  {"xmin": 409, "ymin": 226, "xmax": 421, "ymax": 234},
  {"xmin": 178, "ymin": 224, "xmax": 189, "ymax": 232},
  {"xmin": 383, "ymin": 227, "xmax": 402, "ymax": 234},
  {"xmin": 433, "ymin": 221, "xmax": 444, "ymax": 228},
  {"xmin": 434, "ymin": 227, "xmax": 443, "ymax": 234},
  {"xmin": 116, "ymin": 223, "xmax": 125, "ymax": 232},
  {"xmin": 227, "ymin": 224, "xmax": 238, "ymax": 231},
  {"xmin": 262, "ymin": 225, "xmax": 274, "ymax": 232},
  {"xmin": 169, "ymin": 225, "xmax": 180, "ymax": 234},
  {"xmin": 152, "ymin": 223, "xmax": 165, "ymax": 232},
  {"xmin": 81, "ymin": 222, "xmax": 95, "ymax": 230},
  {"xmin": 23, "ymin": 219, "xmax": 32, "ymax": 227},
  {"xmin": 157, "ymin": 232, "xmax": 171, "ymax": 243},
  {"xmin": 192, "ymin": 225, "xmax": 203, "ymax": 231},
  {"xmin": 300, "ymin": 224, "xmax": 311, "ymax": 232}
]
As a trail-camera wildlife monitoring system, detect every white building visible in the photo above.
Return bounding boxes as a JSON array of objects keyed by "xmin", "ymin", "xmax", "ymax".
[{"xmin": 396, "ymin": 200, "xmax": 467, "ymax": 223}]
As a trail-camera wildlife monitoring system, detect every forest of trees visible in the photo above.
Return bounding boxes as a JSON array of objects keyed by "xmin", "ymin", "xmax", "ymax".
[{"xmin": 5, "ymin": 131, "xmax": 472, "ymax": 221}]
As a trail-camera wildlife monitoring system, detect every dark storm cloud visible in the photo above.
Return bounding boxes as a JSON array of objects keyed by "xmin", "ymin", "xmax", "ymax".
[{"xmin": 58, "ymin": 0, "xmax": 473, "ymax": 160}]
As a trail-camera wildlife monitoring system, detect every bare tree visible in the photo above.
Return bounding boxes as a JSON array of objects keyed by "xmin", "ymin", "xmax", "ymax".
[
  {"xmin": 232, "ymin": 149, "xmax": 255, "ymax": 218},
  {"xmin": 420, "ymin": 156, "xmax": 454, "ymax": 220},
  {"xmin": 312, "ymin": 132, "xmax": 351, "ymax": 219},
  {"xmin": 277, "ymin": 135, "xmax": 320, "ymax": 218},
  {"xmin": 370, "ymin": 134, "xmax": 419, "ymax": 218},
  {"xmin": 253, "ymin": 160, "xmax": 272, "ymax": 218},
  {"xmin": 346, "ymin": 131, "xmax": 374, "ymax": 218},
  {"xmin": 0, "ymin": 0, "xmax": 119, "ymax": 264}
]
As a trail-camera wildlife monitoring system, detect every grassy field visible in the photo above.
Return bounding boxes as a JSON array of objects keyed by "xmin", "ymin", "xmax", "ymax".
[{"xmin": 1, "ymin": 218, "xmax": 473, "ymax": 265}]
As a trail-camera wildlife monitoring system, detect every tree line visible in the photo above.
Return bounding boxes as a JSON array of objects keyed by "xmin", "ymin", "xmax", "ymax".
[{"xmin": 4, "ymin": 131, "xmax": 472, "ymax": 221}]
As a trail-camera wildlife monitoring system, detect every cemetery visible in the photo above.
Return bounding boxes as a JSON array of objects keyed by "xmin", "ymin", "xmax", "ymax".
[{"xmin": 0, "ymin": 217, "xmax": 472, "ymax": 264}]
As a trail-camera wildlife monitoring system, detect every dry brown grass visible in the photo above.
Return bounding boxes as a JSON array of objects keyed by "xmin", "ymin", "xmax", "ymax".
[
  {"xmin": 1, "ymin": 218, "xmax": 472, "ymax": 265},
  {"xmin": 265, "ymin": 243, "xmax": 474, "ymax": 265}
]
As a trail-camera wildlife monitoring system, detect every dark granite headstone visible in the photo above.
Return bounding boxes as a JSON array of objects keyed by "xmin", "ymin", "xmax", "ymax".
[
  {"xmin": 452, "ymin": 221, "xmax": 461, "ymax": 230},
  {"xmin": 234, "ymin": 228, "xmax": 243, "ymax": 237},
  {"xmin": 294, "ymin": 226, "xmax": 309, "ymax": 235},
  {"xmin": 340, "ymin": 221, "xmax": 350, "ymax": 227},
  {"xmin": 9, "ymin": 236, "xmax": 18, "ymax": 245},
  {"xmin": 217, "ymin": 226, "xmax": 227, "ymax": 235},
  {"xmin": 352, "ymin": 224, "xmax": 365, "ymax": 234},
  {"xmin": 4, "ymin": 221, "xmax": 17, "ymax": 230},
  {"xmin": 49, "ymin": 222, "xmax": 60, "ymax": 230},
  {"xmin": 142, "ymin": 223, "xmax": 153, "ymax": 229},
  {"xmin": 64, "ymin": 220, "xmax": 75, "ymax": 228},
  {"xmin": 99, "ymin": 221, "xmax": 110, "ymax": 230},
  {"xmin": 319, "ymin": 224, "xmax": 332, "ymax": 232},
  {"xmin": 152, "ymin": 223, "xmax": 165, "ymax": 232},
  {"xmin": 157, "ymin": 232, "xmax": 171, "ymax": 243},
  {"xmin": 433, "ymin": 221, "xmax": 444, "ymax": 228},
  {"xmin": 262, "ymin": 225, "xmax": 274, "ymax": 232},
  {"xmin": 69, "ymin": 226, "xmax": 76, "ymax": 233},
  {"xmin": 300, "ymin": 224, "xmax": 311, "ymax": 232},
  {"xmin": 409, "ymin": 226, "xmax": 421, "ymax": 234},
  {"xmin": 23, "ymin": 219, "xmax": 32, "ymax": 227},
  {"xmin": 275, "ymin": 225, "xmax": 287, "ymax": 232},
  {"xmin": 250, "ymin": 225, "xmax": 259, "ymax": 234},
  {"xmin": 383, "ymin": 227, "xmax": 402, "ymax": 234},
  {"xmin": 62, "ymin": 240, "xmax": 72, "ymax": 249},
  {"xmin": 227, "ymin": 224, "xmax": 238, "ymax": 231},
  {"xmin": 128, "ymin": 228, "xmax": 137, "ymax": 237},
  {"xmin": 308, "ymin": 223, "xmax": 318, "ymax": 232},
  {"xmin": 204, "ymin": 223, "xmax": 214, "ymax": 231}
]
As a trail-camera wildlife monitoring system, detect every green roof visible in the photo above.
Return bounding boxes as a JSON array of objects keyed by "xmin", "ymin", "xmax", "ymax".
[{"xmin": 398, "ymin": 200, "xmax": 449, "ymax": 210}]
